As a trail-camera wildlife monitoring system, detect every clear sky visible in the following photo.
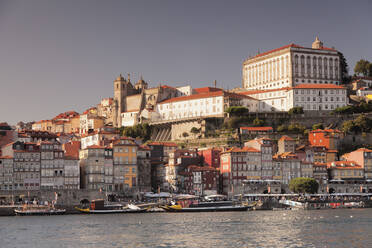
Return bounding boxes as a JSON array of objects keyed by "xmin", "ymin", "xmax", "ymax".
[{"xmin": 0, "ymin": 0, "xmax": 371, "ymax": 125}]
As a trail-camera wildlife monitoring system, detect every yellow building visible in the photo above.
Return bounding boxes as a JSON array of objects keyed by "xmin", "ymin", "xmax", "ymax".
[
  {"xmin": 327, "ymin": 161, "xmax": 364, "ymax": 180},
  {"xmin": 112, "ymin": 137, "xmax": 138, "ymax": 190}
]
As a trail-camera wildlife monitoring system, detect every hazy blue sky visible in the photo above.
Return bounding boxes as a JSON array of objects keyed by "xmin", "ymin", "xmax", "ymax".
[{"xmin": 0, "ymin": 0, "xmax": 371, "ymax": 124}]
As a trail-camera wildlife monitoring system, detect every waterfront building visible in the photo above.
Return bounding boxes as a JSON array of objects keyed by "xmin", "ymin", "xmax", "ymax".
[
  {"xmin": 165, "ymin": 149, "xmax": 201, "ymax": 192},
  {"xmin": 112, "ymin": 137, "xmax": 138, "ymax": 191},
  {"xmin": 313, "ymin": 162, "xmax": 328, "ymax": 186},
  {"xmin": 245, "ymin": 137, "xmax": 274, "ymax": 180},
  {"xmin": 79, "ymin": 145, "xmax": 105, "ymax": 190},
  {"xmin": 183, "ymin": 165, "xmax": 219, "ymax": 196},
  {"xmin": 356, "ymin": 87, "xmax": 372, "ymax": 97},
  {"xmin": 0, "ymin": 123, "xmax": 16, "ymax": 152},
  {"xmin": 242, "ymin": 37, "xmax": 341, "ymax": 91},
  {"xmin": 104, "ymin": 147, "xmax": 114, "ymax": 192},
  {"xmin": 342, "ymin": 148, "xmax": 372, "ymax": 179},
  {"xmin": 312, "ymin": 146, "xmax": 338, "ymax": 163},
  {"xmin": 0, "ymin": 156, "xmax": 13, "ymax": 190},
  {"xmin": 63, "ymin": 156, "xmax": 80, "ymax": 189},
  {"xmin": 11, "ymin": 142, "xmax": 41, "ymax": 190},
  {"xmin": 198, "ymin": 147, "xmax": 221, "ymax": 169},
  {"xmin": 220, "ymin": 146, "xmax": 262, "ymax": 194},
  {"xmin": 327, "ymin": 161, "xmax": 364, "ymax": 181},
  {"xmin": 137, "ymin": 145, "xmax": 152, "ymax": 192},
  {"xmin": 40, "ymin": 141, "xmax": 64, "ymax": 190}
]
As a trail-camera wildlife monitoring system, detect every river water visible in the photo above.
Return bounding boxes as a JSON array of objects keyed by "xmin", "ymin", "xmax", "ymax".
[{"xmin": 1, "ymin": 208, "xmax": 372, "ymax": 248}]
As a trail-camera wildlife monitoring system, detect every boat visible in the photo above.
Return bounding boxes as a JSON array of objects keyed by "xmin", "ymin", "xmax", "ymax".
[
  {"xmin": 75, "ymin": 199, "xmax": 147, "ymax": 214},
  {"xmin": 14, "ymin": 205, "xmax": 66, "ymax": 216},
  {"xmin": 162, "ymin": 200, "xmax": 251, "ymax": 212}
]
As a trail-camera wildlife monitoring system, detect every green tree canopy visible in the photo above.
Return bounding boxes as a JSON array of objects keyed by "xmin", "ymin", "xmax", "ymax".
[
  {"xmin": 354, "ymin": 59, "xmax": 372, "ymax": 77},
  {"xmin": 121, "ymin": 123, "xmax": 152, "ymax": 141},
  {"xmin": 225, "ymin": 106, "xmax": 249, "ymax": 116},
  {"xmin": 289, "ymin": 177, "xmax": 319, "ymax": 194},
  {"xmin": 342, "ymin": 114, "xmax": 372, "ymax": 134},
  {"xmin": 288, "ymin": 107, "xmax": 304, "ymax": 115},
  {"xmin": 190, "ymin": 127, "xmax": 200, "ymax": 134}
]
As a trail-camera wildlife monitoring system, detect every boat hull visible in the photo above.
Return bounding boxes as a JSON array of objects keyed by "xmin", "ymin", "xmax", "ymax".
[
  {"xmin": 14, "ymin": 209, "xmax": 66, "ymax": 216},
  {"xmin": 75, "ymin": 207, "xmax": 147, "ymax": 214},
  {"xmin": 163, "ymin": 205, "xmax": 250, "ymax": 212}
]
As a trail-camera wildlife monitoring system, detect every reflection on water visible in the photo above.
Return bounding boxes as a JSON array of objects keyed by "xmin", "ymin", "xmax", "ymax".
[{"xmin": 2, "ymin": 209, "xmax": 372, "ymax": 248}]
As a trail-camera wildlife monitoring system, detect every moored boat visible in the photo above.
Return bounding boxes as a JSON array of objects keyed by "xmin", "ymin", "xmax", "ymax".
[
  {"xmin": 14, "ymin": 205, "xmax": 66, "ymax": 216},
  {"xmin": 162, "ymin": 200, "xmax": 251, "ymax": 212},
  {"xmin": 75, "ymin": 199, "xmax": 146, "ymax": 214}
]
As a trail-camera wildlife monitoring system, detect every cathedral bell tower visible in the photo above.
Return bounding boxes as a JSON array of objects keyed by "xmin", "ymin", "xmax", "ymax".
[{"xmin": 113, "ymin": 74, "xmax": 127, "ymax": 127}]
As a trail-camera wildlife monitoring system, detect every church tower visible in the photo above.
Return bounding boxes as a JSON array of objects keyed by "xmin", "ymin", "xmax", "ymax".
[
  {"xmin": 113, "ymin": 74, "xmax": 128, "ymax": 127},
  {"xmin": 312, "ymin": 36, "xmax": 323, "ymax": 49}
]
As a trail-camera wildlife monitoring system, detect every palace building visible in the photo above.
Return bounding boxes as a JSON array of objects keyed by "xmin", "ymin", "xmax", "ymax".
[{"xmin": 242, "ymin": 37, "xmax": 341, "ymax": 90}]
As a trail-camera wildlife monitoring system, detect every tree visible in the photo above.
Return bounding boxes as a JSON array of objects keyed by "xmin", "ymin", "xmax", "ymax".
[
  {"xmin": 182, "ymin": 132, "xmax": 189, "ymax": 138},
  {"xmin": 289, "ymin": 177, "xmax": 319, "ymax": 194},
  {"xmin": 288, "ymin": 107, "xmax": 304, "ymax": 115},
  {"xmin": 253, "ymin": 117, "xmax": 264, "ymax": 127},
  {"xmin": 312, "ymin": 123, "xmax": 324, "ymax": 130},
  {"xmin": 121, "ymin": 123, "xmax": 152, "ymax": 141},
  {"xmin": 338, "ymin": 52, "xmax": 350, "ymax": 84},
  {"xmin": 341, "ymin": 114, "xmax": 372, "ymax": 134},
  {"xmin": 354, "ymin": 59, "xmax": 371, "ymax": 77},
  {"xmin": 225, "ymin": 106, "xmax": 249, "ymax": 116}
]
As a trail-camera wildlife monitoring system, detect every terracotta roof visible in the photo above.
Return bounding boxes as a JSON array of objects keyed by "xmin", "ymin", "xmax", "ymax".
[
  {"xmin": 139, "ymin": 145, "xmax": 151, "ymax": 151},
  {"xmin": 310, "ymin": 129, "xmax": 342, "ymax": 134},
  {"xmin": 86, "ymin": 145, "xmax": 105, "ymax": 149},
  {"xmin": 194, "ymin": 87, "xmax": 223, "ymax": 94},
  {"xmin": 246, "ymin": 43, "xmax": 337, "ymax": 61},
  {"xmin": 327, "ymin": 161, "xmax": 362, "ymax": 169},
  {"xmin": 0, "ymin": 156, "xmax": 13, "ymax": 159},
  {"xmin": 249, "ymin": 44, "xmax": 304, "ymax": 60},
  {"xmin": 148, "ymin": 142, "xmax": 178, "ymax": 147},
  {"xmin": 240, "ymin": 127, "xmax": 273, "ymax": 131},
  {"xmin": 293, "ymin": 84, "xmax": 345, "ymax": 89},
  {"xmin": 279, "ymin": 135, "xmax": 294, "ymax": 141},
  {"xmin": 224, "ymin": 147, "xmax": 260, "ymax": 153},
  {"xmin": 63, "ymin": 141, "xmax": 81, "ymax": 159},
  {"xmin": 314, "ymin": 162, "xmax": 327, "ymax": 167},
  {"xmin": 159, "ymin": 90, "xmax": 253, "ymax": 104},
  {"xmin": 161, "ymin": 85, "xmax": 177, "ymax": 90}
]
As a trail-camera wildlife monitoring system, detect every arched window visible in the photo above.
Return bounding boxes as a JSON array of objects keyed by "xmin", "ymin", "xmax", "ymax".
[
  {"xmin": 281, "ymin": 57, "xmax": 284, "ymax": 78},
  {"xmin": 318, "ymin": 57, "xmax": 322, "ymax": 78},
  {"xmin": 329, "ymin": 58, "xmax": 333, "ymax": 79},
  {"xmin": 307, "ymin": 56, "xmax": 311, "ymax": 77},
  {"xmin": 335, "ymin": 59, "xmax": 339, "ymax": 79},
  {"xmin": 324, "ymin": 58, "xmax": 328, "ymax": 79},
  {"xmin": 294, "ymin": 55, "xmax": 299, "ymax": 76},
  {"xmin": 300, "ymin": 55, "xmax": 305, "ymax": 77},
  {"xmin": 313, "ymin": 57, "xmax": 317, "ymax": 77}
]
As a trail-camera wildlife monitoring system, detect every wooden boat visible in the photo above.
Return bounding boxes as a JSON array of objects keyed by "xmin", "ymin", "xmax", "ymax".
[
  {"xmin": 75, "ymin": 200, "xmax": 147, "ymax": 214},
  {"xmin": 14, "ymin": 205, "xmax": 66, "ymax": 216}
]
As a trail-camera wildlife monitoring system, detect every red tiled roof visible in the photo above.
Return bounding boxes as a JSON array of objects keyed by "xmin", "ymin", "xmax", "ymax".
[
  {"xmin": 86, "ymin": 145, "xmax": 105, "ymax": 149},
  {"xmin": 159, "ymin": 90, "xmax": 253, "ymax": 104},
  {"xmin": 63, "ymin": 141, "xmax": 81, "ymax": 159},
  {"xmin": 240, "ymin": 127, "xmax": 273, "ymax": 131},
  {"xmin": 279, "ymin": 135, "xmax": 294, "ymax": 141},
  {"xmin": 225, "ymin": 147, "xmax": 260, "ymax": 153},
  {"xmin": 247, "ymin": 43, "xmax": 337, "ymax": 61},
  {"xmin": 310, "ymin": 129, "xmax": 342, "ymax": 134},
  {"xmin": 194, "ymin": 87, "xmax": 223, "ymax": 94},
  {"xmin": 0, "ymin": 156, "xmax": 13, "ymax": 159},
  {"xmin": 148, "ymin": 142, "xmax": 178, "ymax": 147},
  {"xmin": 139, "ymin": 145, "xmax": 151, "ymax": 151},
  {"xmin": 327, "ymin": 161, "xmax": 362, "ymax": 169}
]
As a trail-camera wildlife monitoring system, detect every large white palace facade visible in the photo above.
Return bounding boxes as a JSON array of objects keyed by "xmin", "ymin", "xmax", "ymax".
[
  {"xmin": 239, "ymin": 37, "xmax": 348, "ymax": 112},
  {"xmin": 242, "ymin": 37, "xmax": 341, "ymax": 90}
]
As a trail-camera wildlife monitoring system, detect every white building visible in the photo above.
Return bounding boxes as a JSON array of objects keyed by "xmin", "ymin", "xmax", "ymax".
[
  {"xmin": 242, "ymin": 37, "xmax": 341, "ymax": 91},
  {"xmin": 241, "ymin": 84, "xmax": 347, "ymax": 112},
  {"xmin": 156, "ymin": 88, "xmax": 258, "ymax": 121},
  {"xmin": 357, "ymin": 87, "xmax": 372, "ymax": 97}
]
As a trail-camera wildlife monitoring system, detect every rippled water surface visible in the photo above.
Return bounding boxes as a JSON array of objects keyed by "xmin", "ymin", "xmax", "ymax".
[{"xmin": 1, "ymin": 209, "xmax": 372, "ymax": 247}]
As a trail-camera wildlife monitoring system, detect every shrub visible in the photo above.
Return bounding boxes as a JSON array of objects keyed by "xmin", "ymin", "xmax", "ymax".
[{"xmin": 288, "ymin": 107, "xmax": 304, "ymax": 115}]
